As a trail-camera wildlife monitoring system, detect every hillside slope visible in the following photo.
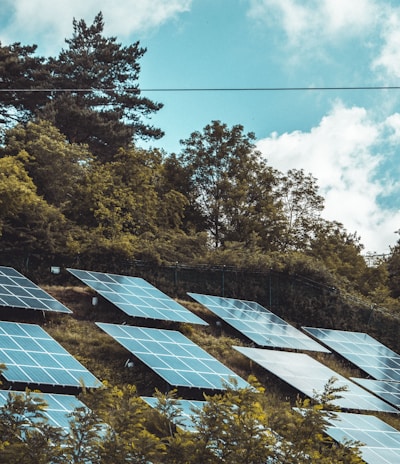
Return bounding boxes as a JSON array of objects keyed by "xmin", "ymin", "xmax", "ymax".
[{"xmin": 21, "ymin": 285, "xmax": 400, "ymax": 431}]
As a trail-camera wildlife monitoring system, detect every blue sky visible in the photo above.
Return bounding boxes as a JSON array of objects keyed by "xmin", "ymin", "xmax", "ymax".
[{"xmin": 1, "ymin": 0, "xmax": 400, "ymax": 255}]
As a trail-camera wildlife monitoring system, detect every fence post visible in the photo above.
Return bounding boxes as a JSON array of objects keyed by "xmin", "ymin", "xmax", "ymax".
[
  {"xmin": 269, "ymin": 269, "xmax": 272, "ymax": 308},
  {"xmin": 174, "ymin": 262, "xmax": 179, "ymax": 286},
  {"xmin": 221, "ymin": 265, "xmax": 225, "ymax": 297}
]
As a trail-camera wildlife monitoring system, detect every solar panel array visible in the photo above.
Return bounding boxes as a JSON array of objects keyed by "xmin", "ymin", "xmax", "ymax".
[
  {"xmin": 303, "ymin": 327, "xmax": 400, "ymax": 382},
  {"xmin": 68, "ymin": 268, "xmax": 207, "ymax": 325},
  {"xmin": 0, "ymin": 321, "xmax": 100, "ymax": 388},
  {"xmin": 4, "ymin": 264, "xmax": 400, "ymax": 460},
  {"xmin": 141, "ymin": 396, "xmax": 205, "ymax": 431},
  {"xmin": 0, "ymin": 266, "xmax": 71, "ymax": 313},
  {"xmin": 0, "ymin": 389, "xmax": 87, "ymax": 432},
  {"xmin": 326, "ymin": 412, "xmax": 400, "ymax": 464},
  {"xmin": 188, "ymin": 293, "xmax": 329, "ymax": 352},
  {"xmin": 351, "ymin": 377, "xmax": 400, "ymax": 409},
  {"xmin": 97, "ymin": 323, "xmax": 249, "ymax": 390},
  {"xmin": 233, "ymin": 346, "xmax": 398, "ymax": 413}
]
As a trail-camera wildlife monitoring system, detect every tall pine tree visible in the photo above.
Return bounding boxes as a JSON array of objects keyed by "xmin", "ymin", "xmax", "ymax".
[{"xmin": 0, "ymin": 12, "xmax": 163, "ymax": 162}]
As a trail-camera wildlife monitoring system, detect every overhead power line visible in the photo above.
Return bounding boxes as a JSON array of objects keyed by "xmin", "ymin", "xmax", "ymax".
[
  {"xmin": 141, "ymin": 86, "xmax": 400, "ymax": 92},
  {"xmin": 1, "ymin": 86, "xmax": 400, "ymax": 92}
]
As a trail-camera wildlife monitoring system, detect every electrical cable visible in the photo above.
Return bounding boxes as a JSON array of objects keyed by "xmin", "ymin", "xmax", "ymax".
[{"xmin": 0, "ymin": 86, "xmax": 400, "ymax": 92}]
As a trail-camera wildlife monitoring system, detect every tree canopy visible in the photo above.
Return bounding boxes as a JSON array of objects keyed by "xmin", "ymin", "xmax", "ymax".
[
  {"xmin": 0, "ymin": 12, "xmax": 398, "ymax": 313},
  {"xmin": 0, "ymin": 12, "xmax": 163, "ymax": 162},
  {"xmin": 176, "ymin": 120, "xmax": 283, "ymax": 249},
  {"xmin": 0, "ymin": 379, "xmax": 363, "ymax": 464}
]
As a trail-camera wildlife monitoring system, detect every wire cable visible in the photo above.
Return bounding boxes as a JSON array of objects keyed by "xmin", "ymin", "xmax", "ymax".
[{"xmin": 1, "ymin": 86, "xmax": 400, "ymax": 92}]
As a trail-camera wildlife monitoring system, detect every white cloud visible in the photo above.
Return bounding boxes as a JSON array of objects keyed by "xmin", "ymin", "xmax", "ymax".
[
  {"xmin": 247, "ymin": 0, "xmax": 378, "ymax": 45},
  {"xmin": 385, "ymin": 113, "xmax": 400, "ymax": 143},
  {"xmin": 0, "ymin": 0, "xmax": 192, "ymax": 54},
  {"xmin": 256, "ymin": 102, "xmax": 400, "ymax": 254},
  {"xmin": 248, "ymin": 0, "xmax": 400, "ymax": 83},
  {"xmin": 372, "ymin": 10, "xmax": 400, "ymax": 79}
]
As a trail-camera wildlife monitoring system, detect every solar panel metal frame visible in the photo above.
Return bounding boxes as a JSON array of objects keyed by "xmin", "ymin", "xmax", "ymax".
[
  {"xmin": 351, "ymin": 377, "xmax": 400, "ymax": 409},
  {"xmin": 325, "ymin": 411, "xmax": 400, "ymax": 464},
  {"xmin": 141, "ymin": 396, "xmax": 205, "ymax": 431},
  {"xmin": 96, "ymin": 323, "xmax": 249, "ymax": 390},
  {"xmin": 0, "ymin": 266, "xmax": 71, "ymax": 313},
  {"xmin": 0, "ymin": 389, "xmax": 87, "ymax": 432},
  {"xmin": 0, "ymin": 321, "xmax": 101, "ymax": 389},
  {"xmin": 233, "ymin": 346, "xmax": 398, "ymax": 413},
  {"xmin": 188, "ymin": 293, "xmax": 329, "ymax": 352},
  {"xmin": 303, "ymin": 327, "xmax": 400, "ymax": 382},
  {"xmin": 68, "ymin": 268, "xmax": 207, "ymax": 325}
]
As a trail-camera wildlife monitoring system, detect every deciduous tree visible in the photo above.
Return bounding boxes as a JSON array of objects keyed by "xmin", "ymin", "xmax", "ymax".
[
  {"xmin": 0, "ymin": 391, "xmax": 64, "ymax": 464},
  {"xmin": 2, "ymin": 120, "xmax": 93, "ymax": 210},
  {"xmin": 276, "ymin": 168, "xmax": 324, "ymax": 251},
  {"xmin": 177, "ymin": 120, "xmax": 282, "ymax": 249}
]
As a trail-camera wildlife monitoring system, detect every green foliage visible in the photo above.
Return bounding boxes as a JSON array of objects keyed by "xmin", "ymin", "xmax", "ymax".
[
  {"xmin": 0, "ymin": 154, "xmax": 40, "ymax": 232},
  {"xmin": 308, "ymin": 220, "xmax": 368, "ymax": 290},
  {"xmin": 0, "ymin": 9, "xmax": 395, "ymax": 303},
  {"xmin": 0, "ymin": 391, "xmax": 65, "ymax": 464},
  {"xmin": 63, "ymin": 407, "xmax": 105, "ymax": 464},
  {"xmin": 0, "ymin": 196, "xmax": 72, "ymax": 260},
  {"xmin": 0, "ymin": 151, "xmax": 76, "ymax": 261},
  {"xmin": 149, "ymin": 378, "xmax": 363, "ymax": 464},
  {"xmin": 81, "ymin": 382, "xmax": 166, "ymax": 463},
  {"xmin": 386, "ymin": 241, "xmax": 400, "ymax": 299},
  {"xmin": 277, "ymin": 168, "xmax": 324, "ymax": 251},
  {"xmin": 0, "ymin": 357, "xmax": 364, "ymax": 464},
  {"xmin": 2, "ymin": 120, "xmax": 93, "ymax": 210},
  {"xmin": 78, "ymin": 147, "xmax": 162, "ymax": 236},
  {"xmin": 0, "ymin": 42, "xmax": 48, "ymax": 128},
  {"xmin": 0, "ymin": 12, "xmax": 163, "ymax": 161},
  {"xmin": 271, "ymin": 379, "xmax": 364, "ymax": 464},
  {"xmin": 177, "ymin": 120, "xmax": 282, "ymax": 249},
  {"xmin": 192, "ymin": 383, "xmax": 277, "ymax": 464}
]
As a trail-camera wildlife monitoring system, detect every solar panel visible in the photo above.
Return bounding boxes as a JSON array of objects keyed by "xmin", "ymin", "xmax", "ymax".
[
  {"xmin": 351, "ymin": 377, "xmax": 400, "ymax": 409},
  {"xmin": 325, "ymin": 411, "xmax": 400, "ymax": 464},
  {"xmin": 233, "ymin": 346, "xmax": 398, "ymax": 413},
  {"xmin": 68, "ymin": 268, "xmax": 207, "ymax": 325},
  {"xmin": 188, "ymin": 293, "xmax": 329, "ymax": 352},
  {"xmin": 0, "ymin": 266, "xmax": 71, "ymax": 313},
  {"xmin": 141, "ymin": 396, "xmax": 205, "ymax": 431},
  {"xmin": 303, "ymin": 327, "xmax": 400, "ymax": 382},
  {"xmin": 96, "ymin": 323, "xmax": 249, "ymax": 390},
  {"xmin": 0, "ymin": 389, "xmax": 87, "ymax": 432},
  {"xmin": 0, "ymin": 321, "xmax": 101, "ymax": 389}
]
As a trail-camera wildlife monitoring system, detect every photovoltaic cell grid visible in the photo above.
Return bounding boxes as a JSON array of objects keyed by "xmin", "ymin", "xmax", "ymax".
[
  {"xmin": 68, "ymin": 268, "xmax": 207, "ymax": 325},
  {"xmin": 0, "ymin": 266, "xmax": 71, "ymax": 313},
  {"xmin": 0, "ymin": 390, "xmax": 87, "ymax": 432},
  {"xmin": 0, "ymin": 321, "xmax": 101, "ymax": 388},
  {"xmin": 97, "ymin": 323, "xmax": 249, "ymax": 390},
  {"xmin": 351, "ymin": 377, "xmax": 400, "ymax": 409},
  {"xmin": 325, "ymin": 412, "xmax": 400, "ymax": 464},
  {"xmin": 141, "ymin": 397, "xmax": 205, "ymax": 431},
  {"xmin": 303, "ymin": 327, "xmax": 400, "ymax": 382},
  {"xmin": 233, "ymin": 346, "xmax": 398, "ymax": 413},
  {"xmin": 188, "ymin": 293, "xmax": 329, "ymax": 352}
]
